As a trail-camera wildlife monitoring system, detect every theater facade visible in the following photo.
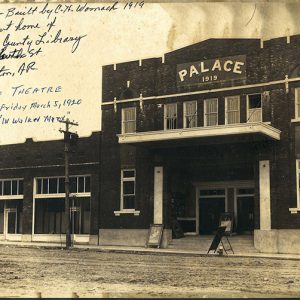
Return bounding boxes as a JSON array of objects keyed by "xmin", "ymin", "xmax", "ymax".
[
  {"xmin": 101, "ymin": 35, "xmax": 300, "ymax": 254},
  {"xmin": 0, "ymin": 132, "xmax": 101, "ymax": 245}
]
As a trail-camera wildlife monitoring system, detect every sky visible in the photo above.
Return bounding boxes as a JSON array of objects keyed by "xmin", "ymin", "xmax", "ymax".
[{"xmin": 1, "ymin": 2, "xmax": 300, "ymax": 144}]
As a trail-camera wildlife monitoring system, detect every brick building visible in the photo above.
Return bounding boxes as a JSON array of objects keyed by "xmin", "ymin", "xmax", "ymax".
[
  {"xmin": 100, "ymin": 35, "xmax": 300, "ymax": 254},
  {"xmin": 0, "ymin": 132, "xmax": 101, "ymax": 245}
]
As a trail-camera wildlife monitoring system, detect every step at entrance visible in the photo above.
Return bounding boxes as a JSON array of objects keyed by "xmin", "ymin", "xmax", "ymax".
[{"xmin": 168, "ymin": 235, "xmax": 258, "ymax": 253}]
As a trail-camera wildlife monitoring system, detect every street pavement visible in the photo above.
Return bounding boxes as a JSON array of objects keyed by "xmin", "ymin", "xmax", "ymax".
[{"xmin": 0, "ymin": 243, "xmax": 300, "ymax": 298}]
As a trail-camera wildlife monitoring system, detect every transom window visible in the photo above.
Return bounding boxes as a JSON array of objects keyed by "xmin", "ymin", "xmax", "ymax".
[
  {"xmin": 122, "ymin": 107, "xmax": 136, "ymax": 134},
  {"xmin": 247, "ymin": 94, "xmax": 262, "ymax": 122},
  {"xmin": 225, "ymin": 96, "xmax": 240, "ymax": 124},
  {"xmin": 36, "ymin": 176, "xmax": 90, "ymax": 195},
  {"xmin": 0, "ymin": 179, "xmax": 23, "ymax": 196},
  {"xmin": 237, "ymin": 188, "xmax": 255, "ymax": 195},
  {"xmin": 121, "ymin": 169, "xmax": 135, "ymax": 210},
  {"xmin": 164, "ymin": 103, "xmax": 177, "ymax": 130},
  {"xmin": 204, "ymin": 98, "xmax": 218, "ymax": 126},
  {"xmin": 199, "ymin": 189, "xmax": 225, "ymax": 196},
  {"xmin": 184, "ymin": 101, "xmax": 197, "ymax": 128}
]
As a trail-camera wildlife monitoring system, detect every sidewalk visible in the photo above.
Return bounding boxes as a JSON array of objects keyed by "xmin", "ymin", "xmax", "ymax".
[{"xmin": 1, "ymin": 240, "xmax": 300, "ymax": 260}]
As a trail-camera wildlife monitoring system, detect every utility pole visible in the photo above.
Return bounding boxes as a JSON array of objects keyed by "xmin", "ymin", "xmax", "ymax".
[{"xmin": 59, "ymin": 118, "xmax": 78, "ymax": 249}]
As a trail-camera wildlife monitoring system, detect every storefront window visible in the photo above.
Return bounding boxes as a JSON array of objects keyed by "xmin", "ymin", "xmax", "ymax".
[
  {"xmin": 34, "ymin": 176, "xmax": 91, "ymax": 234},
  {"xmin": 34, "ymin": 198, "xmax": 90, "ymax": 234}
]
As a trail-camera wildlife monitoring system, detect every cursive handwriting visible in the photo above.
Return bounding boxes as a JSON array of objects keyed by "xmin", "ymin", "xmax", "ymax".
[
  {"xmin": 0, "ymin": 65, "xmax": 14, "ymax": 77},
  {"xmin": 0, "ymin": 2, "xmax": 145, "ymax": 78}
]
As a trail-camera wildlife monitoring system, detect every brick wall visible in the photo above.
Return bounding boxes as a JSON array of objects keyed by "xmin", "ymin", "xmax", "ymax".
[
  {"xmin": 101, "ymin": 35, "xmax": 300, "ymax": 231},
  {"xmin": 0, "ymin": 132, "xmax": 101, "ymax": 235}
]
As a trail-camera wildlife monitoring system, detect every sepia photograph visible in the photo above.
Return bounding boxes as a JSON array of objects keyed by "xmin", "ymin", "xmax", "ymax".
[{"xmin": 0, "ymin": 0, "xmax": 300, "ymax": 298}]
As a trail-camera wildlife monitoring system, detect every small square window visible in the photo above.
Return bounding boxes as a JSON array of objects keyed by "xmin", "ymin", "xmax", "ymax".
[
  {"xmin": 248, "ymin": 94, "xmax": 262, "ymax": 109},
  {"xmin": 123, "ymin": 196, "xmax": 135, "ymax": 209},
  {"xmin": 247, "ymin": 94, "xmax": 262, "ymax": 123},
  {"xmin": 123, "ymin": 170, "xmax": 135, "ymax": 178},
  {"xmin": 123, "ymin": 181, "xmax": 135, "ymax": 195}
]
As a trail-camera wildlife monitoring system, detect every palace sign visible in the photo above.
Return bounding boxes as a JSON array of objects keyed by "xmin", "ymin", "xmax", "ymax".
[{"xmin": 176, "ymin": 55, "xmax": 246, "ymax": 86}]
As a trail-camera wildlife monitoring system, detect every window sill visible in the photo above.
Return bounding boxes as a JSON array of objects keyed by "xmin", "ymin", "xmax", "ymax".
[
  {"xmin": 114, "ymin": 210, "xmax": 140, "ymax": 216},
  {"xmin": 291, "ymin": 119, "xmax": 300, "ymax": 123},
  {"xmin": 289, "ymin": 207, "xmax": 300, "ymax": 214}
]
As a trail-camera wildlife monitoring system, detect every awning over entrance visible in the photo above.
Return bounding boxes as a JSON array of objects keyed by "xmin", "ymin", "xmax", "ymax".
[{"xmin": 117, "ymin": 123, "xmax": 281, "ymax": 144}]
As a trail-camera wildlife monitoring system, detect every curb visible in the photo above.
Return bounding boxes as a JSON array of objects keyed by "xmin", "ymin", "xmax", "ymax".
[{"xmin": 1, "ymin": 242, "xmax": 300, "ymax": 261}]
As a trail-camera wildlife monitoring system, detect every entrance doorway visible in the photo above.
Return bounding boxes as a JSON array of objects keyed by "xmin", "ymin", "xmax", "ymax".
[
  {"xmin": 2, "ymin": 200, "xmax": 23, "ymax": 239},
  {"xmin": 199, "ymin": 189, "xmax": 226, "ymax": 234},
  {"xmin": 196, "ymin": 181, "xmax": 254, "ymax": 235},
  {"xmin": 5, "ymin": 209, "xmax": 17, "ymax": 234},
  {"xmin": 236, "ymin": 188, "xmax": 254, "ymax": 233}
]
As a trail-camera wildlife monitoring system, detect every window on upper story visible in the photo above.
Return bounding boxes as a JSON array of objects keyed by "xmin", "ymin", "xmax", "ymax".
[
  {"xmin": 295, "ymin": 88, "xmax": 300, "ymax": 119},
  {"xmin": 0, "ymin": 179, "xmax": 23, "ymax": 196},
  {"xmin": 247, "ymin": 94, "xmax": 262, "ymax": 123},
  {"xmin": 184, "ymin": 101, "xmax": 197, "ymax": 128},
  {"xmin": 225, "ymin": 96, "xmax": 240, "ymax": 125},
  {"xmin": 164, "ymin": 103, "xmax": 177, "ymax": 130},
  {"xmin": 121, "ymin": 169, "xmax": 136, "ymax": 210},
  {"xmin": 122, "ymin": 107, "xmax": 136, "ymax": 134},
  {"xmin": 204, "ymin": 98, "xmax": 218, "ymax": 127}
]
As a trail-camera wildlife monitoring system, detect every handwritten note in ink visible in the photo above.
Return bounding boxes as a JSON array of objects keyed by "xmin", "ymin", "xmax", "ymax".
[{"xmin": 0, "ymin": 1, "xmax": 153, "ymax": 144}]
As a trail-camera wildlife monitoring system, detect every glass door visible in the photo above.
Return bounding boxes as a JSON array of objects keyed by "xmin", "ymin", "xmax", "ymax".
[
  {"xmin": 236, "ymin": 188, "xmax": 254, "ymax": 233},
  {"xmin": 4, "ymin": 208, "xmax": 17, "ymax": 235},
  {"xmin": 199, "ymin": 189, "xmax": 226, "ymax": 234}
]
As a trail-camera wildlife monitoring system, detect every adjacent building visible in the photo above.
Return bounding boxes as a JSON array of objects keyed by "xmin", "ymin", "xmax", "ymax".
[
  {"xmin": 101, "ymin": 35, "xmax": 300, "ymax": 254},
  {"xmin": 0, "ymin": 132, "xmax": 101, "ymax": 245}
]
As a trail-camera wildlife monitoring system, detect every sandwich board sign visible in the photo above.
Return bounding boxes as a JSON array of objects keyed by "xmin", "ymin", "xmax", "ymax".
[
  {"xmin": 207, "ymin": 226, "xmax": 227, "ymax": 254},
  {"xmin": 146, "ymin": 224, "xmax": 164, "ymax": 248}
]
